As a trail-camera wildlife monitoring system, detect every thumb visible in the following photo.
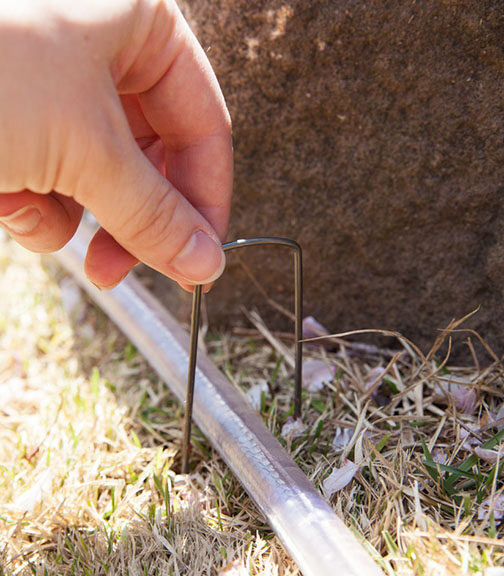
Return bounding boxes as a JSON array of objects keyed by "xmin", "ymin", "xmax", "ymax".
[{"xmin": 72, "ymin": 101, "xmax": 226, "ymax": 289}]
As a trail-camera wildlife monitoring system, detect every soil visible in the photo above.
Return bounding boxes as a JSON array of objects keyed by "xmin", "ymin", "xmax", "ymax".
[{"xmin": 144, "ymin": 0, "xmax": 504, "ymax": 359}]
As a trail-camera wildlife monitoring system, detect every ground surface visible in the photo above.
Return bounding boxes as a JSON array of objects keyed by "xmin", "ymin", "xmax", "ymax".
[{"xmin": 1, "ymin": 233, "xmax": 504, "ymax": 575}]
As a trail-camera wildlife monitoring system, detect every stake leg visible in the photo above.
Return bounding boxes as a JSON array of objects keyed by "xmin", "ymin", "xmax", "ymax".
[{"xmin": 181, "ymin": 285, "xmax": 202, "ymax": 474}]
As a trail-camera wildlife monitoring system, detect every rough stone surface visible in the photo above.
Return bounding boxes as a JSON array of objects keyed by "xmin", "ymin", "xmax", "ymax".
[{"xmin": 146, "ymin": 1, "xmax": 504, "ymax": 357}]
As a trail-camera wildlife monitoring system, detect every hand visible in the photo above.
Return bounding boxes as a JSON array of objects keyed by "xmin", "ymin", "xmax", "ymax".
[{"xmin": 0, "ymin": 0, "xmax": 232, "ymax": 290}]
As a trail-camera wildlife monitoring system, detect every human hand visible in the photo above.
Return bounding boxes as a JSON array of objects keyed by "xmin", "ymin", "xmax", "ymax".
[{"xmin": 0, "ymin": 0, "xmax": 232, "ymax": 290}]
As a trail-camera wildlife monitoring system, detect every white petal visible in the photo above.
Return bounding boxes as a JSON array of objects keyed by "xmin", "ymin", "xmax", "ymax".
[
  {"xmin": 332, "ymin": 427, "xmax": 354, "ymax": 451},
  {"xmin": 13, "ymin": 469, "xmax": 53, "ymax": 512},
  {"xmin": 460, "ymin": 425, "xmax": 481, "ymax": 450},
  {"xmin": 302, "ymin": 359, "xmax": 335, "ymax": 392},
  {"xmin": 281, "ymin": 417, "xmax": 307, "ymax": 438},
  {"xmin": 246, "ymin": 381, "xmax": 270, "ymax": 410},
  {"xmin": 485, "ymin": 569, "xmax": 504, "ymax": 576},
  {"xmin": 474, "ymin": 447, "xmax": 502, "ymax": 464},
  {"xmin": 302, "ymin": 316, "xmax": 329, "ymax": 339},
  {"xmin": 322, "ymin": 460, "xmax": 359, "ymax": 496},
  {"xmin": 59, "ymin": 277, "xmax": 85, "ymax": 320},
  {"xmin": 364, "ymin": 367, "xmax": 385, "ymax": 391},
  {"xmin": 478, "ymin": 494, "xmax": 504, "ymax": 521},
  {"xmin": 435, "ymin": 376, "xmax": 477, "ymax": 414},
  {"xmin": 496, "ymin": 404, "xmax": 504, "ymax": 431},
  {"xmin": 0, "ymin": 377, "xmax": 25, "ymax": 405},
  {"xmin": 432, "ymin": 448, "xmax": 447, "ymax": 465}
]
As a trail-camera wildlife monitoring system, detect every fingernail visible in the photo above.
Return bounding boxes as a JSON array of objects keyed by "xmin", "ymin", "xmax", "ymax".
[
  {"xmin": 170, "ymin": 230, "xmax": 225, "ymax": 284},
  {"xmin": 90, "ymin": 270, "xmax": 132, "ymax": 291},
  {"xmin": 101, "ymin": 271, "xmax": 131, "ymax": 290},
  {"xmin": 0, "ymin": 206, "xmax": 41, "ymax": 234}
]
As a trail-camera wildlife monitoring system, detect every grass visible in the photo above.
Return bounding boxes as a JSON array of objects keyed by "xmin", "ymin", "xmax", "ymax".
[
  {"xmin": 0, "ymin": 236, "xmax": 295, "ymax": 576},
  {"xmin": 1, "ymin": 231, "xmax": 504, "ymax": 575}
]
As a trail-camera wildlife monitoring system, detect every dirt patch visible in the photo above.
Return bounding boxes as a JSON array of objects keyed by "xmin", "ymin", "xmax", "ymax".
[{"xmin": 147, "ymin": 1, "xmax": 504, "ymax": 360}]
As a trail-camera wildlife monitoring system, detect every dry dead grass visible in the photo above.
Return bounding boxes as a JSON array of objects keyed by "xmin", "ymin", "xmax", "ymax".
[
  {"xmin": 0, "ymin": 235, "xmax": 297, "ymax": 576},
  {"xmin": 215, "ymin": 310, "xmax": 504, "ymax": 575},
  {"xmin": 1, "ymin": 231, "xmax": 504, "ymax": 575}
]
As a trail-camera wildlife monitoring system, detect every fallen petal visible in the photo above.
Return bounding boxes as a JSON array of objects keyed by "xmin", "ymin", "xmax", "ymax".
[
  {"xmin": 460, "ymin": 425, "xmax": 481, "ymax": 450},
  {"xmin": 302, "ymin": 316, "xmax": 330, "ymax": 340},
  {"xmin": 246, "ymin": 381, "xmax": 270, "ymax": 411},
  {"xmin": 364, "ymin": 367, "xmax": 386, "ymax": 392},
  {"xmin": 496, "ymin": 404, "xmax": 504, "ymax": 431},
  {"xmin": 1, "ymin": 377, "xmax": 25, "ymax": 405},
  {"xmin": 322, "ymin": 460, "xmax": 359, "ymax": 496},
  {"xmin": 474, "ymin": 446, "xmax": 502, "ymax": 464},
  {"xmin": 302, "ymin": 359, "xmax": 335, "ymax": 392},
  {"xmin": 432, "ymin": 448, "xmax": 447, "ymax": 465},
  {"xmin": 364, "ymin": 366, "xmax": 391, "ymax": 405},
  {"xmin": 281, "ymin": 417, "xmax": 307, "ymax": 438},
  {"xmin": 478, "ymin": 494, "xmax": 504, "ymax": 521},
  {"xmin": 459, "ymin": 389, "xmax": 477, "ymax": 414},
  {"xmin": 435, "ymin": 376, "xmax": 477, "ymax": 414},
  {"xmin": 13, "ymin": 469, "xmax": 53, "ymax": 512},
  {"xmin": 332, "ymin": 427, "xmax": 354, "ymax": 452}
]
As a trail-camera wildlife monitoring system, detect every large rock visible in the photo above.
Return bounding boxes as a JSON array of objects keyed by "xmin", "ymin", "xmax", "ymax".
[{"xmin": 146, "ymin": 0, "xmax": 504, "ymax": 356}]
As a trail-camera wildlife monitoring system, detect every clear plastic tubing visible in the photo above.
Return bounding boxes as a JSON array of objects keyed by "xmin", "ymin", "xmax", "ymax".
[{"xmin": 55, "ymin": 225, "xmax": 383, "ymax": 576}]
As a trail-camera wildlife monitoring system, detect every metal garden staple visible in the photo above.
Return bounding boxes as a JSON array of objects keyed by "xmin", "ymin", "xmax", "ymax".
[{"xmin": 181, "ymin": 237, "xmax": 303, "ymax": 473}]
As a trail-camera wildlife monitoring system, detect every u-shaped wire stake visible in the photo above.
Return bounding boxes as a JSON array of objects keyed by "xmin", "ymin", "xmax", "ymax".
[{"xmin": 181, "ymin": 237, "xmax": 303, "ymax": 473}]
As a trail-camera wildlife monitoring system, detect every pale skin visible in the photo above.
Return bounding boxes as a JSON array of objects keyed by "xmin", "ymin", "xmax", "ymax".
[{"xmin": 0, "ymin": 0, "xmax": 233, "ymax": 290}]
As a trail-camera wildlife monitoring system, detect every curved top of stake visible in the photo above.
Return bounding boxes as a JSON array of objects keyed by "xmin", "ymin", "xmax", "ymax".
[{"xmin": 223, "ymin": 237, "xmax": 302, "ymax": 252}]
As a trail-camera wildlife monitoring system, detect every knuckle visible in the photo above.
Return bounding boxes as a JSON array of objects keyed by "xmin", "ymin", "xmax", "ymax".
[{"xmin": 122, "ymin": 184, "xmax": 180, "ymax": 250}]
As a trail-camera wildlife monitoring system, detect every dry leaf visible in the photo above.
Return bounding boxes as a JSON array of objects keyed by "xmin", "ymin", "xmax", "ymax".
[
  {"xmin": 401, "ymin": 428, "xmax": 415, "ymax": 448},
  {"xmin": 481, "ymin": 411, "xmax": 497, "ymax": 429}
]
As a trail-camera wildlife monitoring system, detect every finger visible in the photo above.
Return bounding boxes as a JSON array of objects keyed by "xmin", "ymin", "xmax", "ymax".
[
  {"xmin": 116, "ymin": 3, "xmax": 233, "ymax": 241},
  {"xmin": 69, "ymin": 84, "xmax": 226, "ymax": 287},
  {"xmin": 120, "ymin": 94, "xmax": 154, "ymax": 141},
  {"xmin": 0, "ymin": 190, "xmax": 83, "ymax": 252},
  {"xmin": 84, "ymin": 227, "xmax": 138, "ymax": 289},
  {"xmin": 119, "ymin": 95, "xmax": 166, "ymax": 174},
  {"xmin": 118, "ymin": 96, "xmax": 224, "ymax": 295}
]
